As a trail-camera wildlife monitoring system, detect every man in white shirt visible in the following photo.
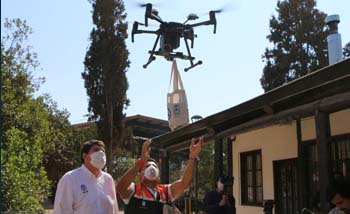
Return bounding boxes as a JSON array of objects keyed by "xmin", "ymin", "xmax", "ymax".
[{"xmin": 54, "ymin": 140, "xmax": 118, "ymax": 214}]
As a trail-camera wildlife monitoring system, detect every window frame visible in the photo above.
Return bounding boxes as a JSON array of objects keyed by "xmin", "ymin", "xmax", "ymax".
[{"xmin": 240, "ymin": 149, "xmax": 263, "ymax": 206}]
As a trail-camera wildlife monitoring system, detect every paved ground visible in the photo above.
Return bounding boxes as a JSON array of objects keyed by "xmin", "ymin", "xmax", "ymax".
[{"xmin": 45, "ymin": 210, "xmax": 125, "ymax": 214}]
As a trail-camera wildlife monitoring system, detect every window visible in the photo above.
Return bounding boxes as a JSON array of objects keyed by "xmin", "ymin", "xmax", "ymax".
[
  {"xmin": 240, "ymin": 150, "xmax": 263, "ymax": 206},
  {"xmin": 331, "ymin": 134, "xmax": 350, "ymax": 177},
  {"xmin": 303, "ymin": 134, "xmax": 350, "ymax": 209}
]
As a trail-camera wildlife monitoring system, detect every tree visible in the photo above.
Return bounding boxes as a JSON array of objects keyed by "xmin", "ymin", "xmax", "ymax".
[
  {"xmin": 167, "ymin": 144, "xmax": 215, "ymax": 212},
  {"xmin": 1, "ymin": 18, "xmax": 85, "ymax": 210},
  {"xmin": 344, "ymin": 42, "xmax": 350, "ymax": 58},
  {"xmin": 83, "ymin": 0, "xmax": 130, "ymax": 173},
  {"xmin": 1, "ymin": 18, "xmax": 50, "ymax": 211},
  {"xmin": 260, "ymin": 0, "xmax": 328, "ymax": 92},
  {"xmin": 41, "ymin": 95, "xmax": 83, "ymax": 202}
]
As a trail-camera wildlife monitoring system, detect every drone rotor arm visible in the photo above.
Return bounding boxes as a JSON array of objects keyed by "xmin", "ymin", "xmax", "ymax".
[
  {"xmin": 131, "ymin": 22, "xmax": 140, "ymax": 42},
  {"xmin": 188, "ymin": 20, "xmax": 212, "ymax": 28},
  {"xmin": 131, "ymin": 29, "xmax": 158, "ymax": 43},
  {"xmin": 144, "ymin": 3, "xmax": 164, "ymax": 25},
  {"xmin": 136, "ymin": 29, "xmax": 159, "ymax": 34},
  {"xmin": 188, "ymin": 11, "xmax": 217, "ymax": 34},
  {"xmin": 144, "ymin": 3, "xmax": 153, "ymax": 27},
  {"xmin": 209, "ymin": 11, "xmax": 217, "ymax": 34},
  {"xmin": 149, "ymin": 14, "xmax": 164, "ymax": 24}
]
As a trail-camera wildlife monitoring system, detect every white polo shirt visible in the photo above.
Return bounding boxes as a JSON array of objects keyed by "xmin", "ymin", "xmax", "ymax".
[{"xmin": 53, "ymin": 165, "xmax": 118, "ymax": 214}]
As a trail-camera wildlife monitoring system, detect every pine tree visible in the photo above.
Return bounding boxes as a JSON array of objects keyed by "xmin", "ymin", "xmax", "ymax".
[
  {"xmin": 344, "ymin": 42, "xmax": 350, "ymax": 58},
  {"xmin": 82, "ymin": 0, "xmax": 129, "ymax": 173},
  {"xmin": 260, "ymin": 0, "xmax": 328, "ymax": 92}
]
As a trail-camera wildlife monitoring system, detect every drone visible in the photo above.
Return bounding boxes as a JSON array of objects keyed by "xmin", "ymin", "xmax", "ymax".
[{"xmin": 132, "ymin": 3, "xmax": 219, "ymax": 72}]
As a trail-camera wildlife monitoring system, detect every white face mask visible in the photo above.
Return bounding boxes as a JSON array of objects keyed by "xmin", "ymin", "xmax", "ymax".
[
  {"xmin": 217, "ymin": 181, "xmax": 224, "ymax": 192},
  {"xmin": 143, "ymin": 165, "xmax": 159, "ymax": 180},
  {"xmin": 90, "ymin": 151, "xmax": 106, "ymax": 169}
]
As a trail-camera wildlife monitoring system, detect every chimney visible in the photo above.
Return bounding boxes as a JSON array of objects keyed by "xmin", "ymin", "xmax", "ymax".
[{"xmin": 326, "ymin": 14, "xmax": 342, "ymax": 65}]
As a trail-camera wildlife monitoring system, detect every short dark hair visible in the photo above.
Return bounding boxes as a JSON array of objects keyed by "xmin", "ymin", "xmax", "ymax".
[
  {"xmin": 215, "ymin": 175, "xmax": 234, "ymax": 187},
  {"xmin": 81, "ymin": 140, "xmax": 105, "ymax": 163},
  {"xmin": 147, "ymin": 158, "xmax": 159, "ymax": 167},
  {"xmin": 216, "ymin": 175, "xmax": 225, "ymax": 183},
  {"xmin": 327, "ymin": 176, "xmax": 350, "ymax": 201}
]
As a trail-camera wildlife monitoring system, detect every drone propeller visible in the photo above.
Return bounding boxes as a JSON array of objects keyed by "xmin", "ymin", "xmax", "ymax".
[
  {"xmin": 211, "ymin": 9, "xmax": 224, "ymax": 14},
  {"xmin": 137, "ymin": 3, "xmax": 148, "ymax": 7},
  {"xmin": 183, "ymin": 13, "xmax": 199, "ymax": 24},
  {"xmin": 135, "ymin": 1, "xmax": 160, "ymax": 8},
  {"xmin": 187, "ymin": 13, "xmax": 199, "ymax": 21},
  {"xmin": 215, "ymin": 2, "xmax": 235, "ymax": 13},
  {"xmin": 152, "ymin": 8, "xmax": 159, "ymax": 16},
  {"xmin": 198, "ymin": 2, "xmax": 234, "ymax": 16}
]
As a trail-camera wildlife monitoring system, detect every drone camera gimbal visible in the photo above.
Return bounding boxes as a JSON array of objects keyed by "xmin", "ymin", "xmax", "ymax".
[{"xmin": 131, "ymin": 3, "xmax": 218, "ymax": 72}]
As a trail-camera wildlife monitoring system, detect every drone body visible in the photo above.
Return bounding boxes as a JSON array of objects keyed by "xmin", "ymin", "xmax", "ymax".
[{"xmin": 132, "ymin": 3, "xmax": 218, "ymax": 71}]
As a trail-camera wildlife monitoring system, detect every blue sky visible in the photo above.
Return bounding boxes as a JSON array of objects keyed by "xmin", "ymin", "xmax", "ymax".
[{"xmin": 2, "ymin": 0, "xmax": 349, "ymax": 124}]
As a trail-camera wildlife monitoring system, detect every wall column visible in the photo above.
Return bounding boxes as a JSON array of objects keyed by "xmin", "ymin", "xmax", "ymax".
[
  {"xmin": 227, "ymin": 137, "xmax": 233, "ymax": 179},
  {"xmin": 214, "ymin": 139, "xmax": 223, "ymax": 186},
  {"xmin": 160, "ymin": 149, "xmax": 169, "ymax": 184},
  {"xmin": 315, "ymin": 110, "xmax": 331, "ymax": 214},
  {"xmin": 296, "ymin": 119, "xmax": 306, "ymax": 210}
]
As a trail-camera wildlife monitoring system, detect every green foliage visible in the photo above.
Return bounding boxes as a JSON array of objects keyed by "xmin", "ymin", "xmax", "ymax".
[
  {"xmin": 111, "ymin": 146, "xmax": 136, "ymax": 180},
  {"xmin": 261, "ymin": 0, "xmax": 328, "ymax": 92},
  {"xmin": 83, "ymin": 0, "xmax": 130, "ymax": 173},
  {"xmin": 196, "ymin": 143, "xmax": 215, "ymax": 198},
  {"xmin": 168, "ymin": 143, "xmax": 215, "ymax": 211},
  {"xmin": 2, "ymin": 128, "xmax": 51, "ymax": 211},
  {"xmin": 72, "ymin": 124, "xmax": 99, "ymax": 150},
  {"xmin": 41, "ymin": 95, "xmax": 84, "ymax": 200},
  {"xmin": 1, "ymin": 18, "xmax": 51, "ymax": 211},
  {"xmin": 1, "ymin": 18, "xmax": 83, "ymax": 210}
]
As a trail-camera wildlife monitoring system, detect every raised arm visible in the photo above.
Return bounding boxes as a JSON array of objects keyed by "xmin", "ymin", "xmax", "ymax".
[
  {"xmin": 116, "ymin": 140, "xmax": 151, "ymax": 199},
  {"xmin": 170, "ymin": 137, "xmax": 203, "ymax": 199}
]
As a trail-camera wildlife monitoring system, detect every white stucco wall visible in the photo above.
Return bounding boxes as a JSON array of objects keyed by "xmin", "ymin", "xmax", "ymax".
[
  {"xmin": 330, "ymin": 109, "xmax": 350, "ymax": 135},
  {"xmin": 233, "ymin": 121, "xmax": 297, "ymax": 213},
  {"xmin": 232, "ymin": 109, "xmax": 350, "ymax": 213},
  {"xmin": 301, "ymin": 109, "xmax": 350, "ymax": 141}
]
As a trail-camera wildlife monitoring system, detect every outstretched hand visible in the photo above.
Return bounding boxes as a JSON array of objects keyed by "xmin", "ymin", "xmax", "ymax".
[
  {"xmin": 141, "ymin": 140, "xmax": 152, "ymax": 162},
  {"xmin": 189, "ymin": 136, "xmax": 203, "ymax": 159}
]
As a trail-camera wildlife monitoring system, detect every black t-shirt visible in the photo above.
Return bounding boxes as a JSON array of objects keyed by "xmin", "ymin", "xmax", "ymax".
[
  {"xmin": 204, "ymin": 190, "xmax": 226, "ymax": 214},
  {"xmin": 203, "ymin": 190, "xmax": 236, "ymax": 214}
]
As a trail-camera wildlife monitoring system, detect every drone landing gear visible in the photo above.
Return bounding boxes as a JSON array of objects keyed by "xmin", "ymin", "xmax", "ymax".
[
  {"xmin": 183, "ymin": 36, "xmax": 202, "ymax": 72},
  {"xmin": 184, "ymin": 60, "xmax": 202, "ymax": 72},
  {"xmin": 141, "ymin": 31, "xmax": 203, "ymax": 72},
  {"xmin": 146, "ymin": 50, "xmax": 202, "ymax": 72},
  {"xmin": 143, "ymin": 56, "xmax": 156, "ymax": 68},
  {"xmin": 142, "ymin": 34, "xmax": 161, "ymax": 69}
]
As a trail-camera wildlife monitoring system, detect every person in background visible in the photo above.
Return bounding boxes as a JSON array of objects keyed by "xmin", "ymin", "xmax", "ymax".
[
  {"xmin": 54, "ymin": 140, "xmax": 118, "ymax": 214},
  {"xmin": 327, "ymin": 176, "xmax": 350, "ymax": 214},
  {"xmin": 203, "ymin": 175, "xmax": 236, "ymax": 214},
  {"xmin": 116, "ymin": 137, "xmax": 203, "ymax": 214}
]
